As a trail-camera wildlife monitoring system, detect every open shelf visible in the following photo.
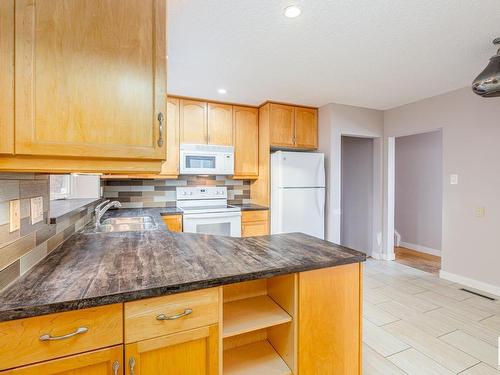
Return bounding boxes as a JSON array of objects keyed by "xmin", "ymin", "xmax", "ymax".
[
  {"xmin": 224, "ymin": 340, "xmax": 292, "ymax": 375},
  {"xmin": 223, "ymin": 295, "xmax": 292, "ymax": 338}
]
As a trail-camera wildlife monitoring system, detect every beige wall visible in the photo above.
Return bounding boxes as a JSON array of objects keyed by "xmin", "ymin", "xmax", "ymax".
[
  {"xmin": 385, "ymin": 87, "xmax": 500, "ymax": 290},
  {"xmin": 319, "ymin": 103, "xmax": 384, "ymax": 256}
]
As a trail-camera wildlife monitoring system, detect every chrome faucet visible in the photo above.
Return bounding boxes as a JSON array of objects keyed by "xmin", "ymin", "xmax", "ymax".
[{"xmin": 95, "ymin": 200, "xmax": 122, "ymax": 226}]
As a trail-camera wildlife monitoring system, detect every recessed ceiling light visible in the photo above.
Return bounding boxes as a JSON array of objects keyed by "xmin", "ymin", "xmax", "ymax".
[
  {"xmin": 217, "ymin": 88, "xmax": 227, "ymax": 94},
  {"xmin": 284, "ymin": 5, "xmax": 302, "ymax": 18}
]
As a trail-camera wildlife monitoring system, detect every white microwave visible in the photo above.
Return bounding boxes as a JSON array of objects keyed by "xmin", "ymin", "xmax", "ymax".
[{"xmin": 179, "ymin": 144, "xmax": 234, "ymax": 175}]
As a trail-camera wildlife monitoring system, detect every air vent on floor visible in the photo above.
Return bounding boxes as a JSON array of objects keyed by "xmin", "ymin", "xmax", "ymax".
[{"xmin": 459, "ymin": 288, "xmax": 496, "ymax": 301}]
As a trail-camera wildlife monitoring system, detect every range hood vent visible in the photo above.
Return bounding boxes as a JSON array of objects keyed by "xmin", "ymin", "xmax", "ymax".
[{"xmin": 472, "ymin": 38, "xmax": 500, "ymax": 97}]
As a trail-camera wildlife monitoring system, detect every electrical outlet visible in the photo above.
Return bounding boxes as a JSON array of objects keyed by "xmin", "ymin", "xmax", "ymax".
[
  {"xmin": 30, "ymin": 196, "xmax": 44, "ymax": 225},
  {"xmin": 9, "ymin": 200, "xmax": 20, "ymax": 233},
  {"xmin": 475, "ymin": 207, "xmax": 485, "ymax": 218},
  {"xmin": 450, "ymin": 174, "xmax": 458, "ymax": 185}
]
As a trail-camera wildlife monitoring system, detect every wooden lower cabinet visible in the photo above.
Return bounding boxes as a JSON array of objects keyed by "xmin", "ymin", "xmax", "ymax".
[
  {"xmin": 0, "ymin": 346, "xmax": 123, "ymax": 375},
  {"xmin": 125, "ymin": 325, "xmax": 219, "ymax": 375},
  {"xmin": 161, "ymin": 214, "xmax": 183, "ymax": 233},
  {"xmin": 241, "ymin": 210, "xmax": 269, "ymax": 237}
]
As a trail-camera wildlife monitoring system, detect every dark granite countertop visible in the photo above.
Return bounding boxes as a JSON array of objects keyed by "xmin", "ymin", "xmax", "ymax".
[
  {"xmin": 232, "ymin": 203, "xmax": 269, "ymax": 211},
  {"xmin": 159, "ymin": 207, "xmax": 183, "ymax": 215},
  {"xmin": 0, "ymin": 208, "xmax": 365, "ymax": 322},
  {"xmin": 49, "ymin": 198, "xmax": 101, "ymax": 224}
]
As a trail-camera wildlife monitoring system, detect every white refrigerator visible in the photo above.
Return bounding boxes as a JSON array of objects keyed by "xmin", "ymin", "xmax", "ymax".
[{"xmin": 271, "ymin": 151, "xmax": 325, "ymax": 239}]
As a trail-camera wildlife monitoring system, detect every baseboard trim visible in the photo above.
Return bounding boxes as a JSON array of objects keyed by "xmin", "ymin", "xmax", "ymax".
[
  {"xmin": 439, "ymin": 270, "xmax": 500, "ymax": 298},
  {"xmin": 399, "ymin": 241, "xmax": 441, "ymax": 257},
  {"xmin": 371, "ymin": 251, "xmax": 395, "ymax": 261}
]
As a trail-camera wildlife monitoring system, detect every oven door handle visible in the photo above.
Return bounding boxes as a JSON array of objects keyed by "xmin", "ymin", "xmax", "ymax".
[{"xmin": 183, "ymin": 212, "xmax": 241, "ymax": 220}]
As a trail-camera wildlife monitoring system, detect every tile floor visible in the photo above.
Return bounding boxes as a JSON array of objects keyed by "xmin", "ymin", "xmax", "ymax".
[{"xmin": 363, "ymin": 258, "xmax": 500, "ymax": 374}]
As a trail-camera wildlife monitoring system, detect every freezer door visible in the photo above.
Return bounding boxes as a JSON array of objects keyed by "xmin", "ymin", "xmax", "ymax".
[
  {"xmin": 273, "ymin": 187, "xmax": 325, "ymax": 239},
  {"xmin": 273, "ymin": 151, "xmax": 325, "ymax": 188}
]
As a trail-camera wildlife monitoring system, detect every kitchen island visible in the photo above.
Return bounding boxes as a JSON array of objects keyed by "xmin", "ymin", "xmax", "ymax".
[{"xmin": 0, "ymin": 208, "xmax": 365, "ymax": 374}]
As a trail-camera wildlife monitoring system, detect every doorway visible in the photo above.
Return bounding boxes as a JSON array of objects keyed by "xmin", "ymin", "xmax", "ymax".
[
  {"xmin": 393, "ymin": 130, "xmax": 443, "ymax": 274},
  {"xmin": 341, "ymin": 136, "xmax": 374, "ymax": 255}
]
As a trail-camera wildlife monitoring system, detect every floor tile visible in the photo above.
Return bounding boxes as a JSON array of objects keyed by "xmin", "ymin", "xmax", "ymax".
[
  {"xmin": 363, "ymin": 343, "xmax": 405, "ymax": 375},
  {"xmin": 363, "ymin": 318, "xmax": 410, "ymax": 357},
  {"xmin": 439, "ymin": 330, "xmax": 498, "ymax": 368},
  {"xmin": 388, "ymin": 348, "xmax": 454, "ymax": 375},
  {"xmin": 460, "ymin": 362, "xmax": 500, "ymax": 374},
  {"xmin": 379, "ymin": 286, "xmax": 439, "ymax": 312},
  {"xmin": 364, "ymin": 301, "xmax": 400, "ymax": 326},
  {"xmin": 383, "ymin": 320, "xmax": 480, "ymax": 373}
]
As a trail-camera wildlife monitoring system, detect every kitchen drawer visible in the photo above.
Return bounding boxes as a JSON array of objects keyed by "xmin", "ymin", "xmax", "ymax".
[
  {"xmin": 241, "ymin": 210, "xmax": 268, "ymax": 223},
  {"xmin": 0, "ymin": 304, "xmax": 123, "ymax": 371},
  {"xmin": 124, "ymin": 288, "xmax": 219, "ymax": 343},
  {"xmin": 242, "ymin": 221, "xmax": 269, "ymax": 237}
]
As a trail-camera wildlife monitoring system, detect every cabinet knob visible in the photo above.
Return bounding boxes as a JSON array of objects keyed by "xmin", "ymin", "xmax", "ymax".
[
  {"xmin": 129, "ymin": 357, "xmax": 136, "ymax": 375},
  {"xmin": 112, "ymin": 360, "xmax": 120, "ymax": 375}
]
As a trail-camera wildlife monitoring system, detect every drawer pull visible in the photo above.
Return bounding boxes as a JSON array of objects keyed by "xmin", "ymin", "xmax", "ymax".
[
  {"xmin": 39, "ymin": 326, "xmax": 88, "ymax": 341},
  {"xmin": 156, "ymin": 308, "xmax": 193, "ymax": 321},
  {"xmin": 112, "ymin": 360, "xmax": 120, "ymax": 375}
]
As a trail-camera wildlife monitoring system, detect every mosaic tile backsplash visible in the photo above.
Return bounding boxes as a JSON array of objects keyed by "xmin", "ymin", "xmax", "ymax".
[
  {"xmin": 0, "ymin": 173, "xmax": 96, "ymax": 291},
  {"xmin": 103, "ymin": 175, "xmax": 252, "ymax": 208}
]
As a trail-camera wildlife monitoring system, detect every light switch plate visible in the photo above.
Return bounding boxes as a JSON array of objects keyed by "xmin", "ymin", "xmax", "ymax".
[
  {"xmin": 475, "ymin": 207, "xmax": 485, "ymax": 218},
  {"xmin": 450, "ymin": 174, "xmax": 458, "ymax": 185},
  {"xmin": 30, "ymin": 196, "xmax": 44, "ymax": 225},
  {"xmin": 9, "ymin": 200, "xmax": 20, "ymax": 233}
]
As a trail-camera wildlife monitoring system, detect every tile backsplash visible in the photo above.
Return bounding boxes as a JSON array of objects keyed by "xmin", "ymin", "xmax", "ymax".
[
  {"xmin": 0, "ymin": 173, "xmax": 96, "ymax": 291},
  {"xmin": 103, "ymin": 175, "xmax": 252, "ymax": 208}
]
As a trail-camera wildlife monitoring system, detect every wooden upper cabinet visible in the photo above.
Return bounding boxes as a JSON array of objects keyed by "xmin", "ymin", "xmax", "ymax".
[
  {"xmin": 294, "ymin": 107, "xmax": 318, "ymax": 149},
  {"xmin": 180, "ymin": 99, "xmax": 208, "ymax": 144},
  {"xmin": 208, "ymin": 103, "xmax": 233, "ymax": 145},
  {"xmin": 233, "ymin": 106, "xmax": 258, "ymax": 179},
  {"xmin": 14, "ymin": 0, "xmax": 167, "ymax": 160},
  {"xmin": 269, "ymin": 104, "xmax": 295, "ymax": 148},
  {"xmin": 160, "ymin": 97, "xmax": 180, "ymax": 176},
  {"xmin": 0, "ymin": 0, "xmax": 14, "ymax": 154}
]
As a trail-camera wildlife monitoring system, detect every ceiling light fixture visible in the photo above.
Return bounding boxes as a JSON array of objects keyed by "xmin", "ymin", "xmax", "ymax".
[
  {"xmin": 284, "ymin": 5, "xmax": 302, "ymax": 18},
  {"xmin": 217, "ymin": 88, "xmax": 227, "ymax": 94}
]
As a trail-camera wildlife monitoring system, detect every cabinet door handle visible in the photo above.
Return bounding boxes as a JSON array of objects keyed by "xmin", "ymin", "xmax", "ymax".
[
  {"xmin": 112, "ymin": 360, "xmax": 120, "ymax": 375},
  {"xmin": 129, "ymin": 357, "xmax": 136, "ymax": 375},
  {"xmin": 157, "ymin": 112, "xmax": 164, "ymax": 147},
  {"xmin": 39, "ymin": 326, "xmax": 88, "ymax": 341},
  {"xmin": 156, "ymin": 308, "xmax": 193, "ymax": 321}
]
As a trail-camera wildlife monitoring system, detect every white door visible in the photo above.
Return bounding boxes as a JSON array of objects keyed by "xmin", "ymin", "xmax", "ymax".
[
  {"xmin": 273, "ymin": 151, "xmax": 325, "ymax": 188},
  {"xmin": 274, "ymin": 187, "xmax": 325, "ymax": 239}
]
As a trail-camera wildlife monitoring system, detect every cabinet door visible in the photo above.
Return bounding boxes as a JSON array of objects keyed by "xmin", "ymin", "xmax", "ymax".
[
  {"xmin": 233, "ymin": 106, "xmax": 258, "ymax": 179},
  {"xmin": 0, "ymin": 0, "xmax": 14, "ymax": 154},
  {"xmin": 161, "ymin": 215, "xmax": 182, "ymax": 232},
  {"xmin": 159, "ymin": 97, "xmax": 180, "ymax": 176},
  {"xmin": 180, "ymin": 99, "xmax": 208, "ymax": 144},
  {"xmin": 208, "ymin": 103, "xmax": 233, "ymax": 145},
  {"xmin": 125, "ymin": 325, "xmax": 218, "ymax": 375},
  {"xmin": 270, "ymin": 104, "xmax": 294, "ymax": 148},
  {"xmin": 15, "ymin": 0, "xmax": 166, "ymax": 160},
  {"xmin": 241, "ymin": 221, "xmax": 268, "ymax": 237},
  {"xmin": 0, "ymin": 346, "xmax": 123, "ymax": 375},
  {"xmin": 294, "ymin": 107, "xmax": 318, "ymax": 149}
]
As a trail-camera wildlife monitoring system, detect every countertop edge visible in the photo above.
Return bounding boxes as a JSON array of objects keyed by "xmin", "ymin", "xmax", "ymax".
[{"xmin": 0, "ymin": 255, "xmax": 364, "ymax": 322}]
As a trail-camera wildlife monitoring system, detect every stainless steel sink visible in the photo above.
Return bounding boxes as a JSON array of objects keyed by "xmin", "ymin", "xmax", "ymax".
[
  {"xmin": 101, "ymin": 216, "xmax": 154, "ymax": 225},
  {"xmin": 93, "ymin": 216, "xmax": 158, "ymax": 233}
]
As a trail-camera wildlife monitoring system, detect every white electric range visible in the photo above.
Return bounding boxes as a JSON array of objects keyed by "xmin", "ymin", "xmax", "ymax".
[{"xmin": 176, "ymin": 186, "xmax": 241, "ymax": 237}]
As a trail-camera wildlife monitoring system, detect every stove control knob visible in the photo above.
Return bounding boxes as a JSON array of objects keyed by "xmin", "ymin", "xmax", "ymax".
[
  {"xmin": 182, "ymin": 191, "xmax": 187, "ymax": 196},
  {"xmin": 189, "ymin": 192, "xmax": 193, "ymax": 195}
]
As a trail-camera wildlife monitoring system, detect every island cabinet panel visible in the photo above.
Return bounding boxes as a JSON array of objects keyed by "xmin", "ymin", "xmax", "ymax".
[
  {"xmin": 125, "ymin": 325, "xmax": 218, "ymax": 375},
  {"xmin": 208, "ymin": 103, "xmax": 233, "ymax": 146},
  {"xmin": 233, "ymin": 106, "xmax": 259, "ymax": 179},
  {"xmin": 294, "ymin": 107, "xmax": 318, "ymax": 149},
  {"xmin": 162, "ymin": 214, "xmax": 183, "ymax": 232},
  {"xmin": 14, "ymin": 0, "xmax": 167, "ymax": 160},
  {"xmin": 241, "ymin": 210, "xmax": 269, "ymax": 237},
  {"xmin": 0, "ymin": 304, "xmax": 123, "ymax": 371},
  {"xmin": 0, "ymin": 346, "xmax": 123, "ymax": 375},
  {"xmin": 269, "ymin": 104, "xmax": 295, "ymax": 148},
  {"xmin": 124, "ymin": 288, "xmax": 219, "ymax": 343},
  {"xmin": 298, "ymin": 263, "xmax": 362, "ymax": 375},
  {"xmin": 180, "ymin": 99, "xmax": 208, "ymax": 144}
]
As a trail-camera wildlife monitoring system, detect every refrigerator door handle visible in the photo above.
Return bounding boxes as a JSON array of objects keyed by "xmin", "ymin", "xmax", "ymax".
[{"xmin": 316, "ymin": 189, "xmax": 325, "ymax": 219}]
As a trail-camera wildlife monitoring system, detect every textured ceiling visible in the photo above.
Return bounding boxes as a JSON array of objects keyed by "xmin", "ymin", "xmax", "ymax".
[{"xmin": 167, "ymin": 0, "xmax": 500, "ymax": 110}]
